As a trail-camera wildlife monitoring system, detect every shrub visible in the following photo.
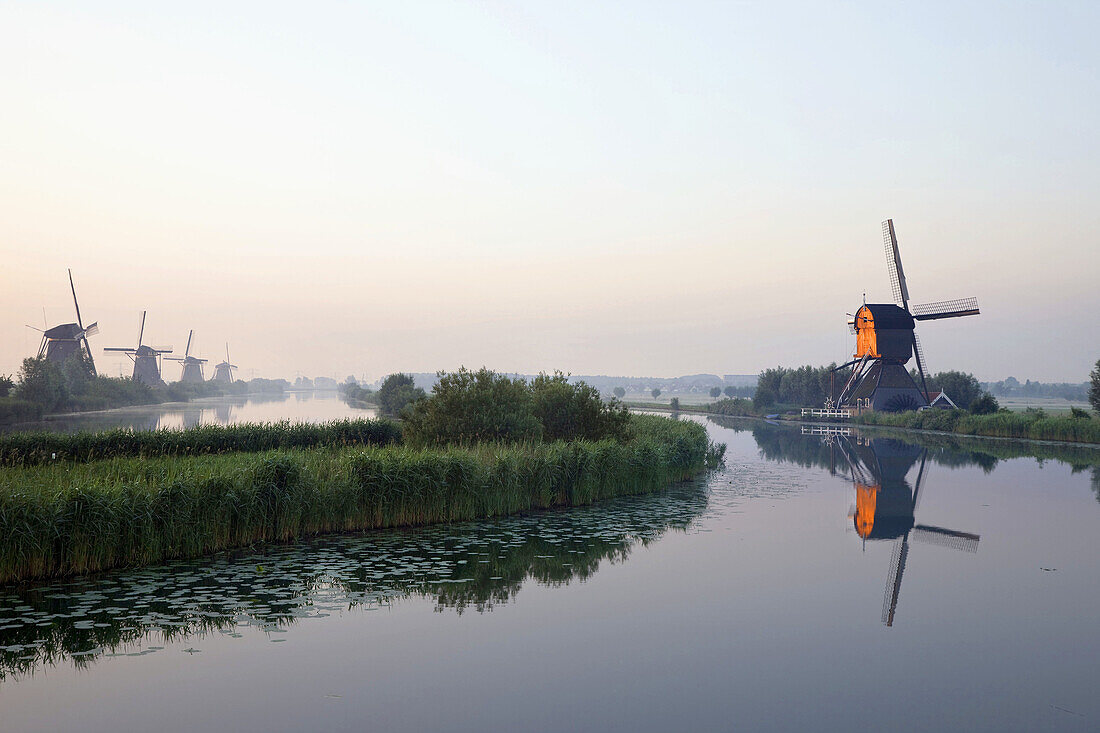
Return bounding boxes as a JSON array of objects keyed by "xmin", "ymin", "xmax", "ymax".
[
  {"xmin": 403, "ymin": 368, "xmax": 542, "ymax": 446},
  {"xmin": 969, "ymin": 393, "xmax": 1000, "ymax": 415},
  {"xmin": 377, "ymin": 373, "xmax": 426, "ymax": 416},
  {"xmin": 403, "ymin": 368, "xmax": 632, "ymax": 447},
  {"xmin": 530, "ymin": 372, "xmax": 629, "ymax": 442}
]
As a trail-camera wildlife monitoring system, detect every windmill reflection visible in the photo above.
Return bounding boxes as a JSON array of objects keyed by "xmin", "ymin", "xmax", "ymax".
[{"xmin": 819, "ymin": 429, "xmax": 980, "ymax": 626}]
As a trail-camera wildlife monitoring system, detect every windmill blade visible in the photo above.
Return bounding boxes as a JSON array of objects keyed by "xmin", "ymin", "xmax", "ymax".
[
  {"xmin": 185, "ymin": 330, "xmax": 194, "ymax": 358},
  {"xmin": 911, "ymin": 298, "xmax": 980, "ymax": 321},
  {"xmin": 882, "ymin": 219, "xmax": 910, "ymax": 307},
  {"xmin": 137, "ymin": 311, "xmax": 146, "ymax": 349},
  {"xmin": 911, "ymin": 333, "xmax": 930, "ymax": 402},
  {"xmin": 103, "ymin": 347, "xmax": 138, "ymax": 353},
  {"xmin": 68, "ymin": 269, "xmax": 84, "ymax": 329},
  {"xmin": 25, "ymin": 324, "xmax": 44, "ymax": 333},
  {"xmin": 165, "ymin": 356, "xmax": 186, "ymax": 362},
  {"xmin": 911, "ymin": 525, "xmax": 980, "ymax": 553},
  {"xmin": 83, "ymin": 321, "xmax": 99, "ymax": 337},
  {"xmin": 881, "ymin": 536, "xmax": 909, "ymax": 627}
]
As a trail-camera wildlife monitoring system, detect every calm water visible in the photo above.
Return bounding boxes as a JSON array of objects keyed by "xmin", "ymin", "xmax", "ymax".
[
  {"xmin": 0, "ymin": 390, "xmax": 376, "ymax": 433},
  {"xmin": 1, "ymin": 400, "xmax": 1099, "ymax": 732}
]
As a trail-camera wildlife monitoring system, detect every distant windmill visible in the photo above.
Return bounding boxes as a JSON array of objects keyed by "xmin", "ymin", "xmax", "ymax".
[
  {"xmin": 27, "ymin": 269, "xmax": 99, "ymax": 374},
  {"xmin": 832, "ymin": 220, "xmax": 981, "ymax": 412},
  {"xmin": 103, "ymin": 311, "xmax": 172, "ymax": 387},
  {"xmin": 164, "ymin": 330, "xmax": 208, "ymax": 383},
  {"xmin": 836, "ymin": 435, "xmax": 980, "ymax": 626},
  {"xmin": 211, "ymin": 343, "xmax": 237, "ymax": 383}
]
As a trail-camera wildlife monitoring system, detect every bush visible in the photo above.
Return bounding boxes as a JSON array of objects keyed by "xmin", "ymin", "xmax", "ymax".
[
  {"xmin": 969, "ymin": 393, "xmax": 1000, "ymax": 415},
  {"xmin": 377, "ymin": 373, "xmax": 426, "ymax": 416},
  {"xmin": 403, "ymin": 368, "xmax": 542, "ymax": 445},
  {"xmin": 0, "ymin": 398, "xmax": 43, "ymax": 426},
  {"xmin": 1070, "ymin": 407, "xmax": 1092, "ymax": 419},
  {"xmin": 530, "ymin": 372, "xmax": 629, "ymax": 442},
  {"xmin": 403, "ymin": 368, "xmax": 632, "ymax": 447}
]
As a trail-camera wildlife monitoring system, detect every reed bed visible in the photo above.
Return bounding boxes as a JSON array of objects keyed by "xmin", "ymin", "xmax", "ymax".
[
  {"xmin": 856, "ymin": 409, "xmax": 1100, "ymax": 444},
  {"xmin": 0, "ymin": 418, "xmax": 402, "ymax": 467},
  {"xmin": 0, "ymin": 416, "xmax": 715, "ymax": 584}
]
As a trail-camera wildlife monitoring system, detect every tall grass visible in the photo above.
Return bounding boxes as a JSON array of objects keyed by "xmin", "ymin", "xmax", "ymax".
[
  {"xmin": 856, "ymin": 409, "xmax": 1100, "ymax": 444},
  {"xmin": 0, "ymin": 418, "xmax": 402, "ymax": 467},
  {"xmin": 0, "ymin": 415, "xmax": 714, "ymax": 583}
]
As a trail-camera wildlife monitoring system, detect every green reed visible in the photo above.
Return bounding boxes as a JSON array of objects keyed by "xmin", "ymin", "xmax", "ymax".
[
  {"xmin": 856, "ymin": 409, "xmax": 1100, "ymax": 444},
  {"xmin": 0, "ymin": 415, "xmax": 716, "ymax": 584},
  {"xmin": 0, "ymin": 418, "xmax": 402, "ymax": 467}
]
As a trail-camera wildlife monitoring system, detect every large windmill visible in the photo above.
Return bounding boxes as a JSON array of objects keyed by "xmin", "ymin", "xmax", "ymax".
[
  {"xmin": 103, "ymin": 311, "xmax": 172, "ymax": 388},
  {"xmin": 164, "ymin": 330, "xmax": 208, "ymax": 383},
  {"xmin": 210, "ymin": 343, "xmax": 237, "ymax": 383},
  {"xmin": 836, "ymin": 435, "xmax": 980, "ymax": 626},
  {"xmin": 832, "ymin": 220, "xmax": 981, "ymax": 412},
  {"xmin": 27, "ymin": 269, "xmax": 99, "ymax": 375}
]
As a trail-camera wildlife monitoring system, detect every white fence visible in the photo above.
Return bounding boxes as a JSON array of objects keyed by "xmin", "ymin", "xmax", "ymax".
[{"xmin": 800, "ymin": 407, "xmax": 851, "ymax": 419}]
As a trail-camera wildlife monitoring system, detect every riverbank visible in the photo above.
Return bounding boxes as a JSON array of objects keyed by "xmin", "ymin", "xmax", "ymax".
[
  {"xmin": 632, "ymin": 399, "xmax": 1100, "ymax": 445},
  {"xmin": 0, "ymin": 414, "xmax": 717, "ymax": 584}
]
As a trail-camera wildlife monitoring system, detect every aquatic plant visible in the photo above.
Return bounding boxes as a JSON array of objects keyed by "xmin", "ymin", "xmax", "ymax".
[
  {"xmin": 0, "ymin": 418, "xmax": 402, "ymax": 467},
  {"xmin": 0, "ymin": 415, "xmax": 714, "ymax": 584},
  {"xmin": 855, "ymin": 408, "xmax": 1100, "ymax": 444}
]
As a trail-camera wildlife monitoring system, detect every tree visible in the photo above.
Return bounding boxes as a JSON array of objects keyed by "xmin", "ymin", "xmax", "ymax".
[
  {"xmin": 1091, "ymin": 359, "xmax": 1100, "ymax": 414},
  {"xmin": 14, "ymin": 357, "xmax": 68, "ymax": 412},
  {"xmin": 926, "ymin": 370, "xmax": 983, "ymax": 409},
  {"xmin": 709, "ymin": 387, "xmax": 722, "ymax": 399},
  {"xmin": 403, "ymin": 368, "xmax": 542, "ymax": 445},
  {"xmin": 669, "ymin": 397, "xmax": 680, "ymax": 411},
  {"xmin": 377, "ymin": 373, "xmax": 426, "ymax": 416},
  {"xmin": 969, "ymin": 392, "xmax": 999, "ymax": 415},
  {"xmin": 613, "ymin": 386, "xmax": 626, "ymax": 399},
  {"xmin": 753, "ymin": 386, "xmax": 776, "ymax": 410},
  {"xmin": 651, "ymin": 388, "xmax": 661, "ymax": 399},
  {"xmin": 723, "ymin": 386, "xmax": 736, "ymax": 398},
  {"xmin": 0, "ymin": 375, "xmax": 12, "ymax": 398}
]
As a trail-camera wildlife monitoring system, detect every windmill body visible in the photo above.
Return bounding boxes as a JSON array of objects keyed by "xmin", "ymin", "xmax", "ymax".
[
  {"xmin": 833, "ymin": 220, "xmax": 980, "ymax": 412},
  {"xmin": 165, "ymin": 330, "xmax": 208, "ymax": 383},
  {"xmin": 103, "ymin": 311, "xmax": 172, "ymax": 388},
  {"xmin": 210, "ymin": 343, "xmax": 237, "ymax": 383},
  {"xmin": 33, "ymin": 270, "xmax": 99, "ymax": 375}
]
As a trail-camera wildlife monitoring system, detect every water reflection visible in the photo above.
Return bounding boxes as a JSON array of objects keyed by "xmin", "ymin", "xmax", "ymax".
[
  {"xmin": 0, "ymin": 391, "xmax": 374, "ymax": 435},
  {"xmin": 710, "ymin": 416, "xmax": 1100, "ymax": 627},
  {"xmin": 0, "ymin": 480, "xmax": 707, "ymax": 682},
  {"xmin": 833, "ymin": 434, "xmax": 980, "ymax": 626}
]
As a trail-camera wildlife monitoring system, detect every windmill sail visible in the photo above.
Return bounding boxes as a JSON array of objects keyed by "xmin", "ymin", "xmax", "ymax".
[
  {"xmin": 911, "ymin": 298, "xmax": 980, "ymax": 321},
  {"xmin": 882, "ymin": 219, "xmax": 910, "ymax": 307}
]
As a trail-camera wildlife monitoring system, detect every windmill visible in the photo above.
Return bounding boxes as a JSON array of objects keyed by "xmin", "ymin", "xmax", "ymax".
[
  {"xmin": 103, "ymin": 311, "xmax": 172, "ymax": 387},
  {"xmin": 164, "ymin": 330, "xmax": 208, "ymax": 383},
  {"xmin": 27, "ymin": 269, "xmax": 99, "ymax": 374},
  {"xmin": 211, "ymin": 343, "xmax": 237, "ymax": 383},
  {"xmin": 836, "ymin": 435, "xmax": 980, "ymax": 626},
  {"xmin": 832, "ymin": 220, "xmax": 981, "ymax": 412}
]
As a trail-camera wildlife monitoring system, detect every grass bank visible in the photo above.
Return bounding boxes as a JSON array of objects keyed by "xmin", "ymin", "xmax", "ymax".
[
  {"xmin": 0, "ymin": 418, "xmax": 402, "ymax": 467},
  {"xmin": 0, "ymin": 415, "xmax": 717, "ymax": 584},
  {"xmin": 855, "ymin": 408, "xmax": 1100, "ymax": 444}
]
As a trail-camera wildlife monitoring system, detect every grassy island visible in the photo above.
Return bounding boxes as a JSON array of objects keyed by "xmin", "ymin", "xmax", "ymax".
[{"xmin": 0, "ymin": 369, "xmax": 722, "ymax": 584}]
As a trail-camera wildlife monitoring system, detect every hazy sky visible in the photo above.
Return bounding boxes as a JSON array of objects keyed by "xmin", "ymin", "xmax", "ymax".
[{"xmin": 2, "ymin": 1, "xmax": 1097, "ymax": 383}]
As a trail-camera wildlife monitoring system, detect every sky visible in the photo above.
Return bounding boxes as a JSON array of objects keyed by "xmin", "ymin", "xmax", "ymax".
[{"xmin": 1, "ymin": 1, "xmax": 1097, "ymax": 383}]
